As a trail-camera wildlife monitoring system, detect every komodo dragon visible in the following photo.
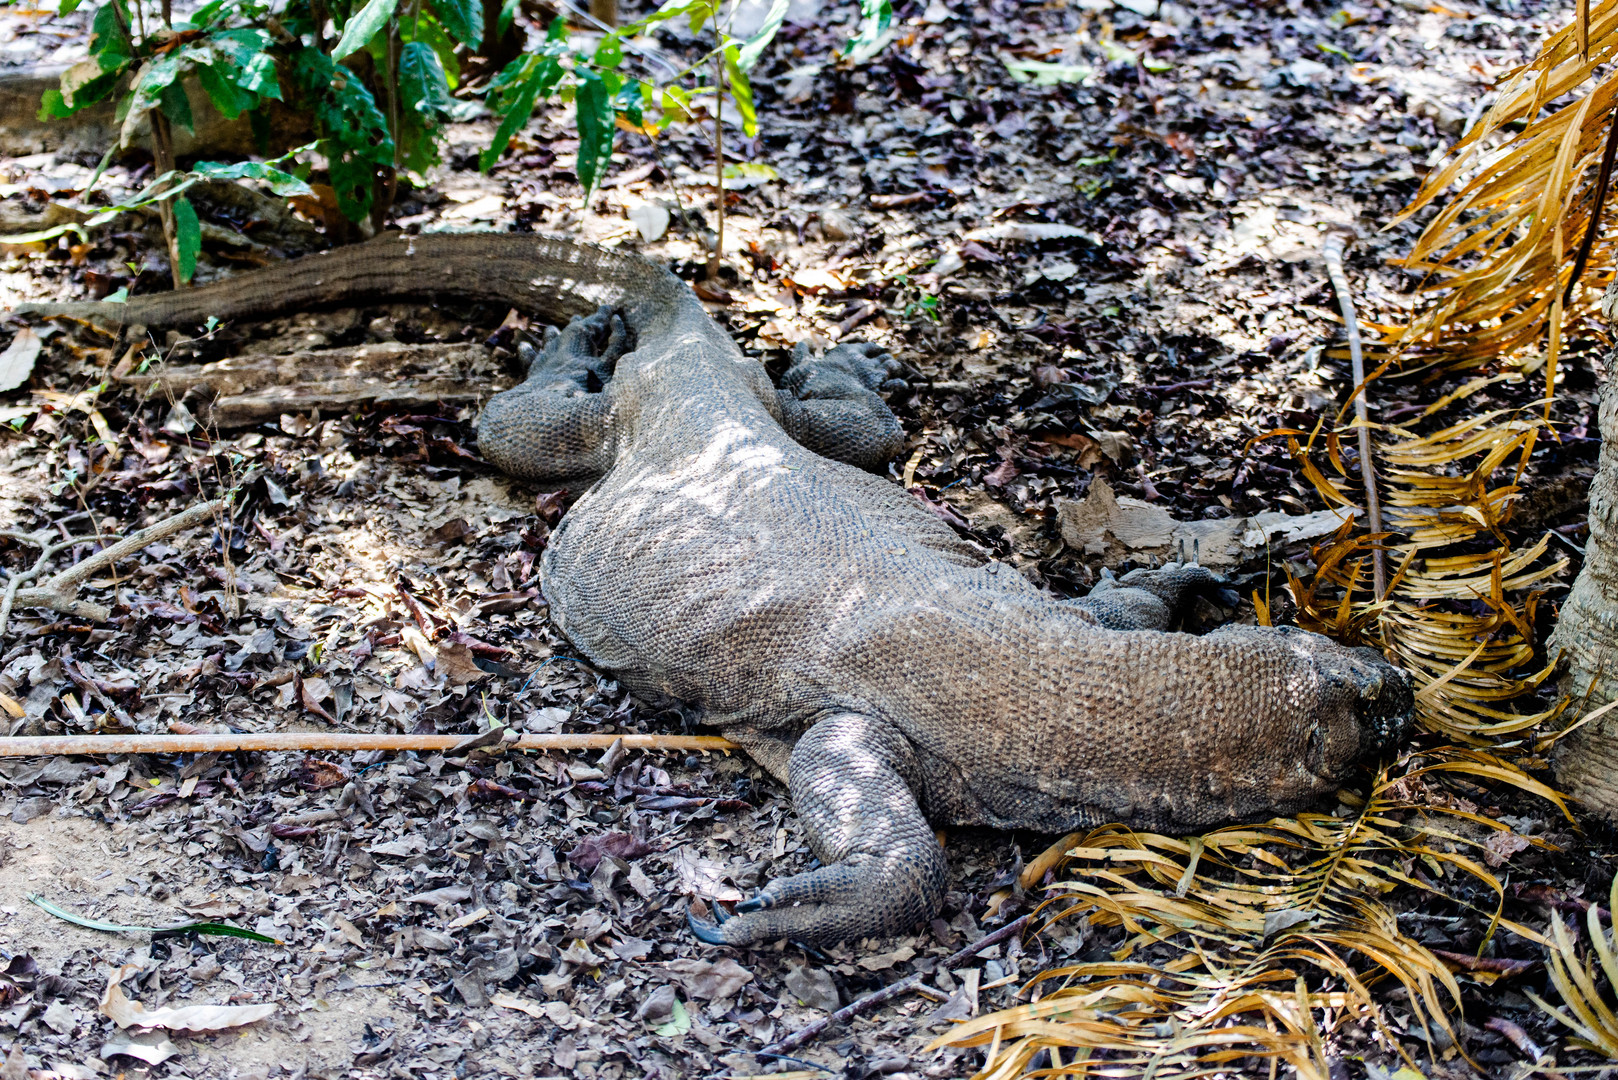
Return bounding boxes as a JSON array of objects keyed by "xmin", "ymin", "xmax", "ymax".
[{"xmin": 17, "ymin": 232, "xmax": 1416, "ymax": 947}]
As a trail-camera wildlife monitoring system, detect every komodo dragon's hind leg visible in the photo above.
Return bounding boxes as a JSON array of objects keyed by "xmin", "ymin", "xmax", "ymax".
[
  {"xmin": 476, "ymin": 306, "xmax": 630, "ymax": 483},
  {"xmin": 776, "ymin": 341, "xmax": 909, "ymax": 471},
  {"xmin": 1066, "ymin": 562, "xmax": 1241, "ymax": 632},
  {"xmin": 688, "ymin": 714, "xmax": 946, "ymax": 947}
]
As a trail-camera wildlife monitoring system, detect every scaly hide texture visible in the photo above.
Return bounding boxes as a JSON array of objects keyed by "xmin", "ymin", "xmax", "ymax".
[{"xmin": 16, "ymin": 233, "xmax": 1418, "ymax": 946}]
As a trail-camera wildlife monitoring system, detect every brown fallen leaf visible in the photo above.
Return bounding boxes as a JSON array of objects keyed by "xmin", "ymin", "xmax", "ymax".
[
  {"xmin": 289, "ymin": 756, "xmax": 350, "ymax": 791},
  {"xmin": 663, "ymin": 957, "xmax": 752, "ymax": 999},
  {"xmin": 1483, "ymin": 830, "xmax": 1533, "ymax": 868},
  {"xmin": 100, "ymin": 964, "xmax": 276, "ymax": 1032},
  {"xmin": 491, "ymin": 991, "xmax": 547, "ymax": 1019},
  {"xmin": 1, "ymin": 1044, "xmax": 25, "ymax": 1080}
]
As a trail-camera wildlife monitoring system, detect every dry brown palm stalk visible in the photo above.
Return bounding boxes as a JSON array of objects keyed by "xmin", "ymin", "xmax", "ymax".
[
  {"xmin": 940, "ymin": 6, "xmax": 1618, "ymax": 1075},
  {"xmin": 1371, "ymin": 0, "xmax": 1618, "ymax": 386}
]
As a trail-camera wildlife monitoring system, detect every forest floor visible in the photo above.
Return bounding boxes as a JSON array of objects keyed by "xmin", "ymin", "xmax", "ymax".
[{"xmin": 0, "ymin": 0, "xmax": 1610, "ymax": 1078}]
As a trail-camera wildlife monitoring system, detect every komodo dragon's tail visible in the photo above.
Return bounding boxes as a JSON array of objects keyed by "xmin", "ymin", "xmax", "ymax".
[{"xmin": 10, "ymin": 231, "xmax": 697, "ymax": 338}]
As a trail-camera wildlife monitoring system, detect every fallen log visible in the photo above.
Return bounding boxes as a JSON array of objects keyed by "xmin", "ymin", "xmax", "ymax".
[
  {"xmin": 0, "ymin": 64, "xmax": 310, "ymax": 159},
  {"xmin": 1057, "ymin": 476, "xmax": 1354, "ymax": 571},
  {"xmin": 120, "ymin": 341, "xmax": 510, "ymax": 426}
]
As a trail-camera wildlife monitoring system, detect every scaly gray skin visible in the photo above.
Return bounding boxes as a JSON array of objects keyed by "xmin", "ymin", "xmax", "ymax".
[{"xmin": 13, "ymin": 232, "xmax": 1417, "ymax": 948}]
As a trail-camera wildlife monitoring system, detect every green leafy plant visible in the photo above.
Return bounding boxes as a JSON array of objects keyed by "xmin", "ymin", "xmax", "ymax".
[
  {"xmin": 32, "ymin": 0, "xmax": 894, "ymax": 284},
  {"xmin": 37, "ymin": 0, "xmax": 486, "ymax": 275},
  {"xmin": 476, "ymin": 0, "xmax": 894, "ymax": 272},
  {"xmin": 477, "ymin": 0, "xmax": 792, "ymax": 274}
]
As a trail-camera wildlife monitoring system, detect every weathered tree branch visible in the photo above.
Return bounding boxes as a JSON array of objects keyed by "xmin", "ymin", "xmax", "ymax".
[{"xmin": 1, "ymin": 499, "xmax": 226, "ymax": 633}]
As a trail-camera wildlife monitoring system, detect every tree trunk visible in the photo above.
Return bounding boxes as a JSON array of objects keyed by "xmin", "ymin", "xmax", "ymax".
[{"xmin": 1550, "ymin": 363, "xmax": 1618, "ymax": 815}]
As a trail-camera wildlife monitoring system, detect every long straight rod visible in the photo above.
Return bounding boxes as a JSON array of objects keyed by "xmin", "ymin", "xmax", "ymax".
[
  {"xmin": 0, "ymin": 732, "xmax": 738, "ymax": 757},
  {"xmin": 1323, "ymin": 233, "xmax": 1388, "ymax": 600}
]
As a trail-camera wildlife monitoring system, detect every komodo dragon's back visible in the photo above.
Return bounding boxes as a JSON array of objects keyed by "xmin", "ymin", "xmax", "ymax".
[{"xmin": 16, "ymin": 232, "xmax": 1417, "ymax": 947}]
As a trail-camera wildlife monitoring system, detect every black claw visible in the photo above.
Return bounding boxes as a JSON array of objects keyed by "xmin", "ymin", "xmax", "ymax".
[
  {"xmin": 735, "ymin": 894, "xmax": 769, "ymax": 913},
  {"xmin": 714, "ymin": 902, "xmax": 733, "ymax": 924},
  {"xmin": 687, "ymin": 909, "xmax": 729, "ymax": 945}
]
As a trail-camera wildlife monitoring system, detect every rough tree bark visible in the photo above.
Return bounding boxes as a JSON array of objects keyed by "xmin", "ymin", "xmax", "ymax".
[{"xmin": 1550, "ymin": 355, "xmax": 1618, "ymax": 816}]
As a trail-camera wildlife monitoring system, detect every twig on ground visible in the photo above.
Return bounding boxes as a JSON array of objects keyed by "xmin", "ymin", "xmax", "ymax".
[
  {"xmin": 761, "ymin": 914, "xmax": 1033, "ymax": 1057},
  {"xmin": 1485, "ymin": 1016, "xmax": 1570, "ymax": 1080},
  {"xmin": 0, "ymin": 731, "xmax": 739, "ymax": 756},
  {"xmin": 0, "ymin": 498, "xmax": 225, "ymax": 633},
  {"xmin": 1322, "ymin": 232, "xmax": 1387, "ymax": 600}
]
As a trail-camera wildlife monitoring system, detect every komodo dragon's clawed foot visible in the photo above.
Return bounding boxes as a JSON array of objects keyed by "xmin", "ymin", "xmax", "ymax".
[
  {"xmin": 1068, "ymin": 561, "xmax": 1240, "ymax": 632},
  {"xmin": 776, "ymin": 341, "xmax": 909, "ymax": 472},
  {"xmin": 689, "ymin": 714, "xmax": 947, "ymax": 947},
  {"xmin": 517, "ymin": 305, "xmax": 636, "ymax": 394}
]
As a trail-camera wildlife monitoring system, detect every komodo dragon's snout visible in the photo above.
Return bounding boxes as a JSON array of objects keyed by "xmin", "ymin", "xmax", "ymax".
[{"xmin": 17, "ymin": 233, "xmax": 1419, "ymax": 951}]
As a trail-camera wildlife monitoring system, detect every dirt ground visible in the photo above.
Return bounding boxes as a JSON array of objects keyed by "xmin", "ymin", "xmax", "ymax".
[{"xmin": 0, "ymin": 0, "xmax": 1610, "ymax": 1077}]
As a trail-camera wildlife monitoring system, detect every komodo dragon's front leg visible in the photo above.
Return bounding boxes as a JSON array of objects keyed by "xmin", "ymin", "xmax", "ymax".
[
  {"xmin": 688, "ymin": 714, "xmax": 947, "ymax": 946},
  {"xmin": 475, "ymin": 307, "xmax": 631, "ymax": 483},
  {"xmin": 1067, "ymin": 563, "xmax": 1240, "ymax": 632}
]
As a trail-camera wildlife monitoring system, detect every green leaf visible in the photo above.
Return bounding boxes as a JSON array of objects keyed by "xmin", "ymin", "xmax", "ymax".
[
  {"xmin": 59, "ymin": 0, "xmax": 84, "ymax": 14},
  {"xmin": 430, "ymin": 0, "xmax": 483, "ymax": 48},
  {"xmin": 617, "ymin": 0, "xmax": 707, "ymax": 35},
  {"xmin": 211, "ymin": 29, "xmax": 282, "ymax": 98},
  {"xmin": 402, "ymin": 9, "xmax": 461, "ymax": 88},
  {"xmin": 479, "ymin": 50, "xmax": 564, "ymax": 172},
  {"xmin": 613, "ymin": 81, "xmax": 644, "ymax": 130},
  {"xmin": 401, "ymin": 41, "xmax": 453, "ymax": 118},
  {"xmin": 29, "ymin": 894, "xmax": 280, "ymax": 942},
  {"xmin": 1003, "ymin": 59, "xmax": 1094, "ymax": 86},
  {"xmin": 89, "ymin": 2, "xmax": 133, "ymax": 69},
  {"xmin": 843, "ymin": 0, "xmax": 892, "ymax": 63},
  {"xmin": 722, "ymin": 161, "xmax": 776, "ymax": 187},
  {"xmin": 172, "ymin": 195, "xmax": 200, "ymax": 284},
  {"xmin": 574, "ymin": 69, "xmax": 615, "ymax": 196},
  {"xmin": 724, "ymin": 46, "xmax": 755, "ymax": 137},
  {"xmin": 37, "ymin": 89, "xmax": 71, "ymax": 121},
  {"xmin": 594, "ymin": 34, "xmax": 623, "ymax": 70},
  {"xmin": 158, "ymin": 78, "xmax": 195, "ymax": 134},
  {"xmin": 196, "ymin": 63, "xmax": 256, "ymax": 119},
  {"xmin": 398, "ymin": 40, "xmax": 452, "ymax": 171},
  {"xmin": 192, "ymin": 159, "xmax": 314, "ymax": 196},
  {"xmin": 497, "ymin": 0, "xmax": 518, "ymax": 38},
  {"xmin": 734, "ymin": 0, "xmax": 789, "ymax": 71},
  {"xmin": 0, "ymin": 221, "xmax": 89, "ymax": 245},
  {"xmin": 119, "ymin": 51, "xmax": 188, "ymax": 144},
  {"xmin": 653, "ymin": 997, "xmax": 690, "ymax": 1037},
  {"xmin": 331, "ymin": 0, "xmax": 399, "ymax": 62}
]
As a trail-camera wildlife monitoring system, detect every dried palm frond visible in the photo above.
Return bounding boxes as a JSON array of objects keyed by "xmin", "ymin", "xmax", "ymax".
[
  {"xmin": 1529, "ymin": 870, "xmax": 1618, "ymax": 1058},
  {"xmin": 1374, "ymin": 0, "xmax": 1618, "ymax": 385},
  {"xmin": 932, "ymin": 754, "xmax": 1560, "ymax": 1077}
]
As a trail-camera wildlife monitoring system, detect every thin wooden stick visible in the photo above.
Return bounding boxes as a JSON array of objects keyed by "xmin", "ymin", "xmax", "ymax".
[
  {"xmin": 1322, "ymin": 234, "xmax": 1387, "ymax": 600},
  {"xmin": 0, "ymin": 731, "xmax": 739, "ymax": 757},
  {"xmin": 761, "ymin": 914, "xmax": 1032, "ymax": 1057}
]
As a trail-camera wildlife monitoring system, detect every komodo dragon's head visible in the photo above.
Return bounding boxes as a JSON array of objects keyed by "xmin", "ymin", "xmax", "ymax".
[{"xmin": 1273, "ymin": 626, "xmax": 1416, "ymax": 781}]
